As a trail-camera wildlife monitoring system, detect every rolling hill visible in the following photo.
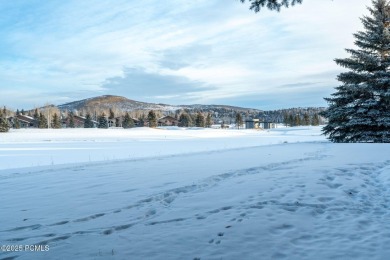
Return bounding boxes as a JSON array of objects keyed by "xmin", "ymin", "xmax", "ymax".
[{"xmin": 58, "ymin": 95, "xmax": 262, "ymax": 114}]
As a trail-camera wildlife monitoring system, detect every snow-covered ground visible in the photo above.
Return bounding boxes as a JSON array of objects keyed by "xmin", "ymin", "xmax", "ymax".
[
  {"xmin": 1, "ymin": 127, "xmax": 389, "ymax": 260},
  {"xmin": 0, "ymin": 127, "xmax": 322, "ymax": 170}
]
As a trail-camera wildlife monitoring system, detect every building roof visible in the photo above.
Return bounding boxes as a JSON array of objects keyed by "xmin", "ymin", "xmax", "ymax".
[
  {"xmin": 16, "ymin": 114, "xmax": 35, "ymax": 122},
  {"xmin": 74, "ymin": 115, "xmax": 86, "ymax": 120},
  {"xmin": 158, "ymin": 116, "xmax": 177, "ymax": 121}
]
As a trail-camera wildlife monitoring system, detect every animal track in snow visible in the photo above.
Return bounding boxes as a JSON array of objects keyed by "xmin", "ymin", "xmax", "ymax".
[{"xmin": 74, "ymin": 213, "xmax": 105, "ymax": 223}]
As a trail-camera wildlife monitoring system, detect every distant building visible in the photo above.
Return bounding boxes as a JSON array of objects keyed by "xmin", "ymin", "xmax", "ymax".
[
  {"xmin": 262, "ymin": 122, "xmax": 277, "ymax": 129},
  {"xmin": 245, "ymin": 119, "xmax": 260, "ymax": 129},
  {"xmin": 63, "ymin": 115, "xmax": 98, "ymax": 128},
  {"xmin": 105, "ymin": 116, "xmax": 129, "ymax": 128},
  {"xmin": 75, "ymin": 115, "xmax": 88, "ymax": 127},
  {"xmin": 15, "ymin": 115, "xmax": 36, "ymax": 128},
  {"xmin": 245, "ymin": 119, "xmax": 276, "ymax": 129},
  {"xmin": 6, "ymin": 116, "xmax": 14, "ymax": 127},
  {"xmin": 158, "ymin": 116, "xmax": 178, "ymax": 126},
  {"xmin": 108, "ymin": 118, "xmax": 116, "ymax": 128},
  {"xmin": 132, "ymin": 118, "xmax": 140, "ymax": 127}
]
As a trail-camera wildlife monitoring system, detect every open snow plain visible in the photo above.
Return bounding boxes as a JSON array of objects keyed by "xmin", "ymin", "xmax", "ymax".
[{"xmin": 1, "ymin": 127, "xmax": 389, "ymax": 260}]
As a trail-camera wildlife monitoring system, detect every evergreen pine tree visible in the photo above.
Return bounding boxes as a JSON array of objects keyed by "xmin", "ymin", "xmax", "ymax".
[
  {"xmin": 235, "ymin": 112, "xmax": 243, "ymax": 129},
  {"xmin": 179, "ymin": 113, "xmax": 191, "ymax": 127},
  {"xmin": 98, "ymin": 113, "xmax": 108, "ymax": 128},
  {"xmin": 84, "ymin": 113, "xmax": 94, "ymax": 128},
  {"xmin": 240, "ymin": 0, "xmax": 302, "ymax": 12},
  {"xmin": 21, "ymin": 109, "xmax": 25, "ymax": 115},
  {"xmin": 303, "ymin": 113, "xmax": 310, "ymax": 126},
  {"xmin": 52, "ymin": 113, "xmax": 61, "ymax": 129},
  {"xmin": 283, "ymin": 112, "xmax": 289, "ymax": 127},
  {"xmin": 16, "ymin": 109, "xmax": 20, "ymax": 116},
  {"xmin": 38, "ymin": 113, "xmax": 48, "ymax": 128},
  {"xmin": 195, "ymin": 112, "xmax": 205, "ymax": 127},
  {"xmin": 138, "ymin": 116, "xmax": 145, "ymax": 127},
  {"xmin": 294, "ymin": 114, "xmax": 301, "ymax": 126},
  {"xmin": 14, "ymin": 118, "xmax": 20, "ymax": 129},
  {"xmin": 68, "ymin": 112, "xmax": 75, "ymax": 128},
  {"xmin": 0, "ymin": 117, "xmax": 9, "ymax": 132},
  {"xmin": 148, "ymin": 110, "xmax": 157, "ymax": 128},
  {"xmin": 312, "ymin": 113, "xmax": 320, "ymax": 126},
  {"xmin": 33, "ymin": 109, "xmax": 39, "ymax": 127},
  {"xmin": 33, "ymin": 109, "xmax": 39, "ymax": 119},
  {"xmin": 322, "ymin": 0, "xmax": 390, "ymax": 142},
  {"xmin": 122, "ymin": 112, "xmax": 134, "ymax": 129},
  {"xmin": 205, "ymin": 113, "xmax": 212, "ymax": 128},
  {"xmin": 288, "ymin": 114, "xmax": 294, "ymax": 126},
  {"xmin": 0, "ymin": 110, "xmax": 9, "ymax": 132}
]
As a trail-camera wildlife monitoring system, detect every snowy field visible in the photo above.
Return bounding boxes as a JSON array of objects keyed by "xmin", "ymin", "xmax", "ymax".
[{"xmin": 0, "ymin": 127, "xmax": 389, "ymax": 260}]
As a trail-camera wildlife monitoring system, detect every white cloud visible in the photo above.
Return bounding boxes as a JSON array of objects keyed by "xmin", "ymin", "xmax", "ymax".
[{"xmin": 0, "ymin": 0, "xmax": 372, "ymax": 109}]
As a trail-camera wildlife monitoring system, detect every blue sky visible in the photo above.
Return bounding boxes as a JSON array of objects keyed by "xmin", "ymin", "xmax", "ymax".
[{"xmin": 0, "ymin": 0, "xmax": 369, "ymax": 110}]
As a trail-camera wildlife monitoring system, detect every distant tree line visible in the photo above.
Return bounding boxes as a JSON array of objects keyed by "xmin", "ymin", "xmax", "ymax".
[
  {"xmin": 283, "ymin": 112, "xmax": 321, "ymax": 127},
  {"xmin": 178, "ymin": 111, "xmax": 212, "ymax": 128},
  {"xmin": 0, "ymin": 103, "xmax": 326, "ymax": 133}
]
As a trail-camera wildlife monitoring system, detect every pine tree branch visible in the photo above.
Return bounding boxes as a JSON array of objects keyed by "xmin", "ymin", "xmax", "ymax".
[{"xmin": 239, "ymin": 0, "xmax": 302, "ymax": 12}]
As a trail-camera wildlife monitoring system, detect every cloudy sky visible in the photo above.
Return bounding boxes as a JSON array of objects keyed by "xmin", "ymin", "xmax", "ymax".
[{"xmin": 0, "ymin": 0, "xmax": 370, "ymax": 110}]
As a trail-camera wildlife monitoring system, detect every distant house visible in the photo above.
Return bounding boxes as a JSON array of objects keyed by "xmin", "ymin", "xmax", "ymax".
[
  {"xmin": 61, "ymin": 118, "xmax": 68, "ymax": 128},
  {"xmin": 158, "ymin": 116, "xmax": 178, "ymax": 126},
  {"xmin": 132, "ymin": 118, "xmax": 140, "ymax": 127},
  {"xmin": 107, "ymin": 116, "xmax": 123, "ymax": 128},
  {"xmin": 15, "ymin": 114, "xmax": 36, "ymax": 128},
  {"xmin": 69, "ymin": 115, "xmax": 84, "ymax": 128},
  {"xmin": 90, "ymin": 118, "xmax": 98, "ymax": 128},
  {"xmin": 108, "ymin": 118, "xmax": 116, "ymax": 128},
  {"xmin": 6, "ymin": 116, "xmax": 14, "ymax": 127},
  {"xmin": 262, "ymin": 122, "xmax": 277, "ymax": 129},
  {"xmin": 107, "ymin": 116, "xmax": 146, "ymax": 128},
  {"xmin": 245, "ymin": 119, "xmax": 260, "ymax": 129},
  {"xmin": 246, "ymin": 119, "xmax": 276, "ymax": 129}
]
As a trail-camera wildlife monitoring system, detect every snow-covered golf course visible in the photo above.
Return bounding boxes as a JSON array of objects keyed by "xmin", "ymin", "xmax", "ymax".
[{"xmin": 1, "ymin": 127, "xmax": 389, "ymax": 259}]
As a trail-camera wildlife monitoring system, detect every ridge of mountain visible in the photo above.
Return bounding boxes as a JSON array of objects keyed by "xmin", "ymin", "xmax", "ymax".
[
  {"xmin": 56, "ymin": 95, "xmax": 326, "ymax": 124},
  {"xmin": 57, "ymin": 95, "xmax": 262, "ymax": 113}
]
